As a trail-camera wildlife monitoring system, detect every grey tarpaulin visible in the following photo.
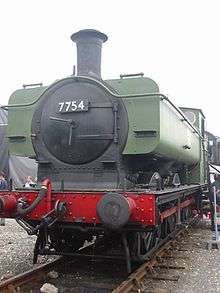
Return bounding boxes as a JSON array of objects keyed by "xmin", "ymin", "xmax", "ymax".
[
  {"xmin": 0, "ymin": 107, "xmax": 37, "ymax": 188},
  {"xmin": 9, "ymin": 155, "xmax": 37, "ymax": 188},
  {"xmin": 0, "ymin": 108, "xmax": 9, "ymax": 177}
]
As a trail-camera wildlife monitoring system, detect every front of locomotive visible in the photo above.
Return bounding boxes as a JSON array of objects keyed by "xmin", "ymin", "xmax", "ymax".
[
  {"xmin": 0, "ymin": 30, "xmax": 156, "ymax": 263},
  {"xmin": 32, "ymin": 30, "xmax": 128, "ymax": 191}
]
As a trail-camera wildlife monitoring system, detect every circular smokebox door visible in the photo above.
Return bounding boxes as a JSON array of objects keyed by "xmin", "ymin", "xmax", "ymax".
[{"xmin": 32, "ymin": 79, "xmax": 115, "ymax": 164}]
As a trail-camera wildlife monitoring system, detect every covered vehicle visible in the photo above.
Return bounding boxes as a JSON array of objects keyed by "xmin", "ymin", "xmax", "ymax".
[{"xmin": 0, "ymin": 107, "xmax": 37, "ymax": 188}]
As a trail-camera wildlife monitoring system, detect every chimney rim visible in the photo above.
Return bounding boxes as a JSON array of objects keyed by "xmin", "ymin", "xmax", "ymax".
[{"xmin": 71, "ymin": 29, "xmax": 108, "ymax": 43}]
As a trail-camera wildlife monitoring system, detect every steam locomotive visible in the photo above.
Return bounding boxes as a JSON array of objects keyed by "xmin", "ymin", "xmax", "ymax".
[{"xmin": 0, "ymin": 29, "xmax": 208, "ymax": 272}]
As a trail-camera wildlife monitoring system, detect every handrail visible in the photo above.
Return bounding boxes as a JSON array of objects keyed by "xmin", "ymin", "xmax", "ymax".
[
  {"xmin": 1, "ymin": 75, "xmax": 202, "ymax": 138},
  {"xmin": 23, "ymin": 83, "xmax": 43, "ymax": 89},
  {"xmin": 209, "ymin": 163, "xmax": 220, "ymax": 175},
  {"xmin": 120, "ymin": 72, "xmax": 144, "ymax": 79}
]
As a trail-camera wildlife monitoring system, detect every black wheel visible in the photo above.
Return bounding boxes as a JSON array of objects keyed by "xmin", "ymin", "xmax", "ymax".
[
  {"xmin": 167, "ymin": 214, "xmax": 176, "ymax": 233},
  {"xmin": 161, "ymin": 219, "xmax": 168, "ymax": 238},
  {"xmin": 181, "ymin": 207, "xmax": 190, "ymax": 222},
  {"xmin": 129, "ymin": 228, "xmax": 160, "ymax": 262}
]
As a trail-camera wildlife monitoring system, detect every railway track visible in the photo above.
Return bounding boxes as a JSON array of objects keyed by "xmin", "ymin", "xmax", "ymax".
[
  {"xmin": 113, "ymin": 227, "xmax": 187, "ymax": 293},
  {"xmin": 0, "ymin": 219, "xmax": 197, "ymax": 293},
  {"xmin": 0, "ymin": 257, "xmax": 64, "ymax": 293}
]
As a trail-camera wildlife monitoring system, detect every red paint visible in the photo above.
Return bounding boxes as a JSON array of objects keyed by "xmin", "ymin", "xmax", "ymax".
[
  {"xmin": 0, "ymin": 189, "xmax": 156, "ymax": 226},
  {"xmin": 0, "ymin": 179, "xmax": 197, "ymax": 228},
  {"xmin": 0, "ymin": 193, "xmax": 17, "ymax": 216},
  {"xmin": 43, "ymin": 179, "xmax": 52, "ymax": 213}
]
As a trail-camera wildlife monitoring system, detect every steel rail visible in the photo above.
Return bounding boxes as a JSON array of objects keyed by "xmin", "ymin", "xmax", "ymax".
[
  {"xmin": 112, "ymin": 218, "xmax": 197, "ymax": 293},
  {"xmin": 0, "ymin": 241, "xmax": 98, "ymax": 293},
  {"xmin": 0, "ymin": 217, "xmax": 198, "ymax": 293},
  {"xmin": 0, "ymin": 257, "xmax": 64, "ymax": 293}
]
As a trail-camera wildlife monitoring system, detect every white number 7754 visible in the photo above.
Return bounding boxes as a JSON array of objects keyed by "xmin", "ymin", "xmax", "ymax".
[{"xmin": 58, "ymin": 100, "xmax": 85, "ymax": 112}]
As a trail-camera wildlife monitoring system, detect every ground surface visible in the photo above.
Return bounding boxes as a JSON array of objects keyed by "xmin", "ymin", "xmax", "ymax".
[
  {"xmin": 143, "ymin": 221, "xmax": 220, "ymax": 293},
  {"xmin": 0, "ymin": 220, "xmax": 220, "ymax": 292},
  {"xmin": 0, "ymin": 219, "xmax": 52, "ymax": 280}
]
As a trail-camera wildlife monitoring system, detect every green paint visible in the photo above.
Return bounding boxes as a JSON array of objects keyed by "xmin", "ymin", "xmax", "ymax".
[
  {"xmin": 107, "ymin": 76, "xmax": 159, "ymax": 95},
  {"xmin": 7, "ymin": 76, "xmax": 206, "ymax": 184},
  {"xmin": 8, "ymin": 86, "xmax": 47, "ymax": 156},
  {"xmin": 181, "ymin": 107, "xmax": 207, "ymax": 184}
]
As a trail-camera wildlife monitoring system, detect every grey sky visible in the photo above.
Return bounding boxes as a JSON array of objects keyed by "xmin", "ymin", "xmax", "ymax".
[{"xmin": 1, "ymin": 1, "xmax": 220, "ymax": 135}]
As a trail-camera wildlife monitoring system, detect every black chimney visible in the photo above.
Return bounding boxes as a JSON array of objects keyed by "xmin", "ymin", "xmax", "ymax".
[{"xmin": 71, "ymin": 29, "xmax": 108, "ymax": 79}]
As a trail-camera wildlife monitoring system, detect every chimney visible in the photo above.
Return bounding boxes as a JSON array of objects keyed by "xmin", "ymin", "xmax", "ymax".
[{"xmin": 71, "ymin": 29, "xmax": 108, "ymax": 79}]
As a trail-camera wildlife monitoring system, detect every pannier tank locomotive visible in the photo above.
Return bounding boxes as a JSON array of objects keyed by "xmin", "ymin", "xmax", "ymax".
[{"xmin": 0, "ymin": 29, "xmax": 207, "ymax": 272}]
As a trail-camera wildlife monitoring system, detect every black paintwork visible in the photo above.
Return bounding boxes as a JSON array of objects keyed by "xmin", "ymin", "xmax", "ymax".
[
  {"xmin": 97, "ymin": 192, "xmax": 131, "ymax": 229},
  {"xmin": 31, "ymin": 77, "xmax": 129, "ymax": 190},
  {"xmin": 71, "ymin": 29, "xmax": 107, "ymax": 79}
]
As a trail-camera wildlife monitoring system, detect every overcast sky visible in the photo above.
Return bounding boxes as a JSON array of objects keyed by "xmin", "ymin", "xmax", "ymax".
[{"xmin": 1, "ymin": 1, "xmax": 220, "ymax": 135}]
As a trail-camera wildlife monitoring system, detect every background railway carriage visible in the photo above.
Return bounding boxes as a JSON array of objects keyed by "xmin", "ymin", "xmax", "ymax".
[
  {"xmin": 206, "ymin": 131, "xmax": 220, "ymax": 167},
  {"xmin": 204, "ymin": 131, "xmax": 220, "ymax": 226},
  {"xmin": 0, "ymin": 29, "xmax": 209, "ymax": 272}
]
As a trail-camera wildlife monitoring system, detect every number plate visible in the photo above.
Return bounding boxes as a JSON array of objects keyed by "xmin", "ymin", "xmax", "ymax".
[{"xmin": 58, "ymin": 99, "xmax": 89, "ymax": 113}]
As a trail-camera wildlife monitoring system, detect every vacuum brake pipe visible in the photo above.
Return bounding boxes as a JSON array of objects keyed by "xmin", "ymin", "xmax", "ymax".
[{"xmin": 0, "ymin": 179, "xmax": 50, "ymax": 218}]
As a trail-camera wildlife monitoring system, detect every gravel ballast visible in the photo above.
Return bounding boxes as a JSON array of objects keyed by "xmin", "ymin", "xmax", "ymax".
[
  {"xmin": 143, "ymin": 221, "xmax": 220, "ymax": 293},
  {"xmin": 0, "ymin": 219, "xmax": 53, "ymax": 280},
  {"xmin": 0, "ymin": 219, "xmax": 220, "ymax": 292}
]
